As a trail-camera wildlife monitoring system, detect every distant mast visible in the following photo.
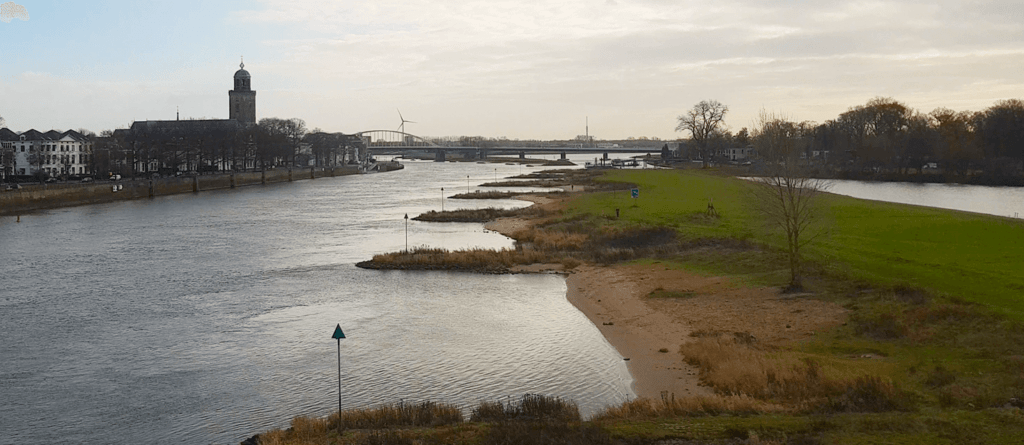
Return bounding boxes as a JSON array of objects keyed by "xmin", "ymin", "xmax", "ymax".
[{"xmin": 586, "ymin": 116, "xmax": 589, "ymax": 148}]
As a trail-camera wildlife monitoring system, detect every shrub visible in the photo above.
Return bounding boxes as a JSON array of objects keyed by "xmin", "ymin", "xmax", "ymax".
[
  {"xmin": 852, "ymin": 311, "xmax": 907, "ymax": 340},
  {"xmin": 924, "ymin": 365, "xmax": 957, "ymax": 388},
  {"xmin": 471, "ymin": 394, "xmax": 580, "ymax": 423},
  {"xmin": 824, "ymin": 376, "xmax": 910, "ymax": 413}
]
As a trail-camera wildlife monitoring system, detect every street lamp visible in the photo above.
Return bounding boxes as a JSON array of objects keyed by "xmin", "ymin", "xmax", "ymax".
[{"xmin": 404, "ymin": 213, "xmax": 409, "ymax": 253}]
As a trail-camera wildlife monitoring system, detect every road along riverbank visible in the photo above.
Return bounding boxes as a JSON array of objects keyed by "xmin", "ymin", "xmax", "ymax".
[{"xmin": 0, "ymin": 165, "xmax": 378, "ymax": 216}]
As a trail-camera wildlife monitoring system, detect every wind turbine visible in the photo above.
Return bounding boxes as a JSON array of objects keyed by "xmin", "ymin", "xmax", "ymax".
[{"xmin": 397, "ymin": 109, "xmax": 416, "ymax": 134}]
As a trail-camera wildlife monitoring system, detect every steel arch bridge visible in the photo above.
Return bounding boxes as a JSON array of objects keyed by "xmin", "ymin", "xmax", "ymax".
[{"xmin": 353, "ymin": 130, "xmax": 438, "ymax": 149}]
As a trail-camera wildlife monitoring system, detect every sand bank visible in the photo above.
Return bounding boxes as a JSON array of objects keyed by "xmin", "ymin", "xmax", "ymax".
[{"xmin": 485, "ymin": 194, "xmax": 847, "ymax": 400}]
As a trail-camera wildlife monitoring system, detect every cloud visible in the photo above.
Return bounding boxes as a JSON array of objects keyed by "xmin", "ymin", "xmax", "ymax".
[{"xmin": 0, "ymin": 1, "xmax": 29, "ymax": 23}]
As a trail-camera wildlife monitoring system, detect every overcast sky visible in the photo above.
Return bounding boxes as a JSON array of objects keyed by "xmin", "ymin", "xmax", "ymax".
[{"xmin": 1, "ymin": 0, "xmax": 1022, "ymax": 139}]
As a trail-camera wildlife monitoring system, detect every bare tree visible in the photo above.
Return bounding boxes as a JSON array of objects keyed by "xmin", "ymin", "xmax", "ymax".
[
  {"xmin": 930, "ymin": 108, "xmax": 979, "ymax": 176},
  {"xmin": 750, "ymin": 111, "xmax": 830, "ymax": 291},
  {"xmin": 675, "ymin": 100, "xmax": 728, "ymax": 168}
]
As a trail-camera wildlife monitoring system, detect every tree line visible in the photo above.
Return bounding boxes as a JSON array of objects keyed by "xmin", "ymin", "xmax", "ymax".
[
  {"xmin": 676, "ymin": 97, "xmax": 1024, "ymax": 183},
  {"xmin": 88, "ymin": 118, "xmax": 365, "ymax": 179}
]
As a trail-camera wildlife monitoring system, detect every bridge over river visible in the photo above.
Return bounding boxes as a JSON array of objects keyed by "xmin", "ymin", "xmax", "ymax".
[{"xmin": 355, "ymin": 130, "xmax": 659, "ymax": 162}]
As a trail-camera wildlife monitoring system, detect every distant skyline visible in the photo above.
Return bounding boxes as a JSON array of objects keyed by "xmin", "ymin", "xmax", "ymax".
[{"xmin": 1, "ymin": 0, "xmax": 1022, "ymax": 140}]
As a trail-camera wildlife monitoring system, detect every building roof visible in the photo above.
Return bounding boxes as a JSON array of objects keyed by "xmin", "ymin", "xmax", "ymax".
[
  {"xmin": 129, "ymin": 119, "xmax": 242, "ymax": 141},
  {"xmin": 60, "ymin": 129, "xmax": 89, "ymax": 141},
  {"xmin": 0, "ymin": 128, "xmax": 18, "ymax": 141},
  {"xmin": 19, "ymin": 129, "xmax": 49, "ymax": 140},
  {"xmin": 234, "ymin": 60, "xmax": 250, "ymax": 79}
]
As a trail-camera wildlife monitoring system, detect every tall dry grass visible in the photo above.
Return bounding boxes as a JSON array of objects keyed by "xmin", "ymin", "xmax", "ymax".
[
  {"xmin": 513, "ymin": 224, "xmax": 684, "ymax": 263},
  {"xmin": 328, "ymin": 400, "xmax": 463, "ymax": 429},
  {"xmin": 513, "ymin": 228, "xmax": 590, "ymax": 251},
  {"xmin": 255, "ymin": 416, "xmax": 330, "ymax": 445},
  {"xmin": 470, "ymin": 394, "xmax": 581, "ymax": 423},
  {"xmin": 365, "ymin": 247, "xmax": 550, "ymax": 272},
  {"xmin": 413, "ymin": 208, "xmax": 522, "ymax": 222},
  {"xmin": 593, "ymin": 394, "xmax": 785, "ymax": 421},
  {"xmin": 678, "ymin": 336, "xmax": 910, "ymax": 412},
  {"xmin": 256, "ymin": 401, "xmax": 462, "ymax": 444}
]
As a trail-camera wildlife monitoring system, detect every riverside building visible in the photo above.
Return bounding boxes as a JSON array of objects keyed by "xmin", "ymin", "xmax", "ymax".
[
  {"xmin": 124, "ymin": 60, "xmax": 259, "ymax": 174},
  {"xmin": 0, "ymin": 128, "xmax": 93, "ymax": 179}
]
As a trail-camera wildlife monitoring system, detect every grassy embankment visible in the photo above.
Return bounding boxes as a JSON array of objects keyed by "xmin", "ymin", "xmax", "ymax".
[
  {"xmin": 567, "ymin": 169, "xmax": 1024, "ymax": 442},
  {"xmin": 575, "ymin": 169, "xmax": 1024, "ymax": 319},
  {"xmin": 281, "ymin": 169, "xmax": 1024, "ymax": 444}
]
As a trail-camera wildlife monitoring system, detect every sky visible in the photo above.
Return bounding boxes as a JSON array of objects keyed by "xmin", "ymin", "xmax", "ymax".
[{"xmin": 1, "ymin": 0, "xmax": 1022, "ymax": 140}]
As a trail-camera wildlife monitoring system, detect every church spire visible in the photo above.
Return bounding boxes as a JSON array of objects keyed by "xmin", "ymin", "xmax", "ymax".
[{"xmin": 240, "ymin": 56, "xmax": 244, "ymax": 70}]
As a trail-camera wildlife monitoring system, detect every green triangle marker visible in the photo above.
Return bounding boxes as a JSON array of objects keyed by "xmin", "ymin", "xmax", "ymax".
[{"xmin": 332, "ymin": 324, "xmax": 346, "ymax": 339}]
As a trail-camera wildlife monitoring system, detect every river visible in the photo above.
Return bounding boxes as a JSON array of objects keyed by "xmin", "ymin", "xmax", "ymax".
[
  {"xmin": 3, "ymin": 158, "xmax": 1020, "ymax": 444},
  {"xmin": 0, "ymin": 158, "xmax": 633, "ymax": 445},
  {"xmin": 825, "ymin": 179, "xmax": 1024, "ymax": 218}
]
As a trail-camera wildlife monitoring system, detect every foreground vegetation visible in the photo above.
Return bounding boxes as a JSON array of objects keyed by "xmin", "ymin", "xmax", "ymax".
[{"xmin": 270, "ymin": 168, "xmax": 1024, "ymax": 444}]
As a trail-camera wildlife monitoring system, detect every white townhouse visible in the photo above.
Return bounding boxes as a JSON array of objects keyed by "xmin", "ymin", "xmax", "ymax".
[{"xmin": 1, "ymin": 128, "xmax": 93, "ymax": 178}]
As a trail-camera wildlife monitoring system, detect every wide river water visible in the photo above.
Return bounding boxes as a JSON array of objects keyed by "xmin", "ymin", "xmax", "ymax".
[
  {"xmin": 0, "ymin": 158, "xmax": 633, "ymax": 445},
  {"xmin": 826, "ymin": 179, "xmax": 1024, "ymax": 219},
  {"xmin": 3, "ymin": 158, "xmax": 1021, "ymax": 444}
]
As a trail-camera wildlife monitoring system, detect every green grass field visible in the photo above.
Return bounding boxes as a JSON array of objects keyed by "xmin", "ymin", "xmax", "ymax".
[{"xmin": 569, "ymin": 169, "xmax": 1024, "ymax": 320}]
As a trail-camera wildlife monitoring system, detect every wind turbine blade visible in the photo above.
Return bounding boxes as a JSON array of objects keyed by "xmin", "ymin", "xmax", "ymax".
[
  {"xmin": 397, "ymin": 108, "xmax": 404, "ymax": 121},
  {"xmin": 407, "ymin": 120, "xmax": 417, "ymax": 124}
]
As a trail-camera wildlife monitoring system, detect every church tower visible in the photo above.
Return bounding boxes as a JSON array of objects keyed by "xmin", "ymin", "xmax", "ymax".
[{"xmin": 229, "ymin": 58, "xmax": 256, "ymax": 125}]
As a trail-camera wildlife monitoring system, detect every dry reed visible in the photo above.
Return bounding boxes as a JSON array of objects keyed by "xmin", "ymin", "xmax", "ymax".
[
  {"xmin": 593, "ymin": 394, "xmax": 785, "ymax": 421},
  {"xmin": 362, "ymin": 247, "xmax": 551, "ymax": 272},
  {"xmin": 677, "ymin": 336, "xmax": 909, "ymax": 412},
  {"xmin": 327, "ymin": 401, "xmax": 463, "ymax": 430}
]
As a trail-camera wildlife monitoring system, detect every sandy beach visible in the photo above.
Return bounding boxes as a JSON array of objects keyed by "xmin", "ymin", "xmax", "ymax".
[
  {"xmin": 485, "ymin": 196, "xmax": 847, "ymax": 401},
  {"xmin": 564, "ymin": 264, "xmax": 847, "ymax": 399}
]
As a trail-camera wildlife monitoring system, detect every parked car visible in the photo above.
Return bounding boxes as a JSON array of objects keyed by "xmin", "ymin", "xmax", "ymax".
[
  {"xmin": 44, "ymin": 177, "xmax": 58, "ymax": 183},
  {"xmin": 109, "ymin": 174, "xmax": 121, "ymax": 181},
  {"xmin": 81, "ymin": 177, "xmax": 94, "ymax": 183},
  {"xmin": 5, "ymin": 183, "xmax": 21, "ymax": 190}
]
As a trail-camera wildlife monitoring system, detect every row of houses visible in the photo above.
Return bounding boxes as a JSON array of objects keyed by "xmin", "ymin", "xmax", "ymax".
[
  {"xmin": 1, "ymin": 128, "xmax": 94, "ymax": 180},
  {"xmin": 675, "ymin": 143, "xmax": 830, "ymax": 163}
]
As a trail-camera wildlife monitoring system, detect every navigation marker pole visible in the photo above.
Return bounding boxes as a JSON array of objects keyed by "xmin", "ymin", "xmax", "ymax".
[
  {"xmin": 404, "ymin": 213, "xmax": 409, "ymax": 253},
  {"xmin": 331, "ymin": 324, "xmax": 346, "ymax": 417}
]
